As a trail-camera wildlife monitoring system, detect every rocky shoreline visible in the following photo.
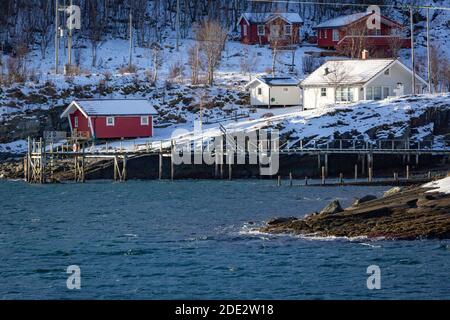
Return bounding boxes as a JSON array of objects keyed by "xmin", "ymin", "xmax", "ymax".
[{"xmin": 260, "ymin": 179, "xmax": 450, "ymax": 240}]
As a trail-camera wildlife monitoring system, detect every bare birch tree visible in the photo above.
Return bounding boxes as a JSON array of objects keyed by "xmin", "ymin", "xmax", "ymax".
[{"xmin": 324, "ymin": 61, "xmax": 350, "ymax": 104}]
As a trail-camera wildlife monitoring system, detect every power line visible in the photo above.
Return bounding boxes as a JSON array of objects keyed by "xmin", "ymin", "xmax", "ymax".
[{"xmin": 247, "ymin": 0, "xmax": 450, "ymax": 11}]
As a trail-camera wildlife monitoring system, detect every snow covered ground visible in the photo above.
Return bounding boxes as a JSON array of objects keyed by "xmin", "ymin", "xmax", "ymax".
[{"xmin": 423, "ymin": 176, "xmax": 450, "ymax": 194}]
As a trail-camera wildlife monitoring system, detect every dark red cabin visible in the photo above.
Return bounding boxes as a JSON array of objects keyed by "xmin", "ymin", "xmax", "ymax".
[
  {"xmin": 315, "ymin": 12, "xmax": 410, "ymax": 57},
  {"xmin": 61, "ymin": 99, "xmax": 158, "ymax": 140},
  {"xmin": 237, "ymin": 12, "xmax": 303, "ymax": 47}
]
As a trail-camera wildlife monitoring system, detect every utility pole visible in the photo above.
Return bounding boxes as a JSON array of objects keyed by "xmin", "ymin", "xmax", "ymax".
[
  {"xmin": 426, "ymin": 7, "xmax": 432, "ymax": 94},
  {"xmin": 129, "ymin": 10, "xmax": 133, "ymax": 68},
  {"xmin": 410, "ymin": 6, "xmax": 416, "ymax": 94},
  {"xmin": 55, "ymin": 0, "xmax": 59, "ymax": 74},
  {"xmin": 68, "ymin": 0, "xmax": 73, "ymax": 68},
  {"xmin": 176, "ymin": 0, "xmax": 180, "ymax": 51}
]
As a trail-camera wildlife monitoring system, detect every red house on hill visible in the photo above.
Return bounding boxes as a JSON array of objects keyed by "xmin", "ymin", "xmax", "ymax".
[
  {"xmin": 314, "ymin": 12, "xmax": 411, "ymax": 57},
  {"xmin": 237, "ymin": 12, "xmax": 303, "ymax": 46},
  {"xmin": 60, "ymin": 99, "xmax": 158, "ymax": 139}
]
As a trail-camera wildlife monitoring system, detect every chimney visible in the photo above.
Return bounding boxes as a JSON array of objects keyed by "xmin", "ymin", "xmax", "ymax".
[{"xmin": 362, "ymin": 49, "xmax": 369, "ymax": 60}]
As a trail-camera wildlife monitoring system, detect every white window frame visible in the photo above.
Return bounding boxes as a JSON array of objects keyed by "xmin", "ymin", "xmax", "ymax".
[
  {"xmin": 257, "ymin": 25, "xmax": 265, "ymax": 36},
  {"xmin": 321, "ymin": 88, "xmax": 327, "ymax": 97},
  {"xmin": 336, "ymin": 87, "xmax": 354, "ymax": 103},
  {"xmin": 284, "ymin": 25, "xmax": 292, "ymax": 36},
  {"xmin": 106, "ymin": 116, "xmax": 115, "ymax": 126},
  {"xmin": 332, "ymin": 29, "xmax": 339, "ymax": 41},
  {"xmin": 243, "ymin": 24, "xmax": 248, "ymax": 36},
  {"xmin": 141, "ymin": 116, "xmax": 149, "ymax": 126},
  {"xmin": 74, "ymin": 116, "xmax": 79, "ymax": 128}
]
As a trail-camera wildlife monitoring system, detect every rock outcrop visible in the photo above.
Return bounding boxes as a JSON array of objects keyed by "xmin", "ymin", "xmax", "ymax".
[{"xmin": 260, "ymin": 184, "xmax": 450, "ymax": 240}]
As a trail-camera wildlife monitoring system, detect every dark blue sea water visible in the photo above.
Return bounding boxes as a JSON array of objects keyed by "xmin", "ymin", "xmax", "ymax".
[{"xmin": 0, "ymin": 180, "xmax": 449, "ymax": 299}]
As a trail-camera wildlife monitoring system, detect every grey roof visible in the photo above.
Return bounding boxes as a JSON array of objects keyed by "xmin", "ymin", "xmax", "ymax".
[
  {"xmin": 61, "ymin": 99, "xmax": 158, "ymax": 118},
  {"xmin": 240, "ymin": 12, "xmax": 303, "ymax": 24},
  {"xmin": 245, "ymin": 76, "xmax": 300, "ymax": 88}
]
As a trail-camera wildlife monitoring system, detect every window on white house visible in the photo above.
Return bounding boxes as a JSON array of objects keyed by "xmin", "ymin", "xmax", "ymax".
[
  {"xmin": 284, "ymin": 25, "xmax": 292, "ymax": 36},
  {"xmin": 243, "ymin": 25, "xmax": 248, "ymax": 36},
  {"xmin": 332, "ymin": 29, "xmax": 339, "ymax": 41},
  {"xmin": 382, "ymin": 86, "xmax": 391, "ymax": 99},
  {"xmin": 373, "ymin": 87, "xmax": 382, "ymax": 100},
  {"xmin": 384, "ymin": 68, "xmax": 390, "ymax": 75},
  {"xmin": 336, "ymin": 87, "xmax": 354, "ymax": 102},
  {"xmin": 106, "ymin": 117, "xmax": 115, "ymax": 126},
  {"xmin": 141, "ymin": 116, "xmax": 149, "ymax": 125},
  {"xmin": 321, "ymin": 88, "xmax": 327, "ymax": 97},
  {"xmin": 257, "ymin": 88, "xmax": 262, "ymax": 95},
  {"xmin": 74, "ymin": 116, "xmax": 78, "ymax": 128},
  {"xmin": 283, "ymin": 88, "xmax": 289, "ymax": 92},
  {"xmin": 257, "ymin": 25, "xmax": 265, "ymax": 36}
]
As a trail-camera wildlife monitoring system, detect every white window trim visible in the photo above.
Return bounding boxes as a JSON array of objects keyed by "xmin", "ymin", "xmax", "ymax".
[
  {"xmin": 257, "ymin": 87, "xmax": 262, "ymax": 95},
  {"xmin": 284, "ymin": 25, "xmax": 292, "ymax": 36},
  {"xmin": 74, "ymin": 116, "xmax": 79, "ymax": 128},
  {"xmin": 243, "ymin": 24, "xmax": 248, "ymax": 36},
  {"xmin": 106, "ymin": 116, "xmax": 115, "ymax": 126},
  {"xmin": 141, "ymin": 116, "xmax": 149, "ymax": 126},
  {"xmin": 321, "ymin": 88, "xmax": 327, "ymax": 97},
  {"xmin": 332, "ymin": 29, "xmax": 339, "ymax": 41},
  {"xmin": 257, "ymin": 25, "xmax": 265, "ymax": 36}
]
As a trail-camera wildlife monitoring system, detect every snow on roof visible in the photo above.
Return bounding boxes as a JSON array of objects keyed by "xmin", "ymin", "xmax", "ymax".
[
  {"xmin": 61, "ymin": 99, "xmax": 158, "ymax": 118},
  {"xmin": 301, "ymin": 59, "xmax": 396, "ymax": 86},
  {"xmin": 246, "ymin": 76, "xmax": 300, "ymax": 88},
  {"xmin": 423, "ymin": 176, "xmax": 450, "ymax": 194},
  {"xmin": 315, "ymin": 12, "xmax": 371, "ymax": 28},
  {"xmin": 240, "ymin": 12, "xmax": 303, "ymax": 24}
]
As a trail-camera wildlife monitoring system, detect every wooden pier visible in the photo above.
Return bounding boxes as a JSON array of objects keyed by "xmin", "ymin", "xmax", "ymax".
[{"xmin": 24, "ymin": 135, "xmax": 450, "ymax": 184}]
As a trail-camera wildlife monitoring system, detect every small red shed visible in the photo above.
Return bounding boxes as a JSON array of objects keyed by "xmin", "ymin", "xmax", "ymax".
[{"xmin": 61, "ymin": 99, "xmax": 158, "ymax": 139}]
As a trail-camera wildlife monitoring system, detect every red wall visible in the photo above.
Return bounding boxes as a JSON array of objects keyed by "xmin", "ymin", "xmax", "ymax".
[
  {"xmin": 69, "ymin": 109, "xmax": 90, "ymax": 136},
  {"xmin": 68, "ymin": 109, "xmax": 154, "ymax": 139},
  {"xmin": 239, "ymin": 19, "xmax": 301, "ymax": 45},
  {"xmin": 92, "ymin": 116, "xmax": 153, "ymax": 139}
]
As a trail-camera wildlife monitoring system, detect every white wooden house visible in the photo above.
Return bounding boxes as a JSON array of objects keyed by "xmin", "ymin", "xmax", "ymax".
[
  {"xmin": 245, "ymin": 76, "xmax": 302, "ymax": 108},
  {"xmin": 300, "ymin": 58, "xmax": 427, "ymax": 109}
]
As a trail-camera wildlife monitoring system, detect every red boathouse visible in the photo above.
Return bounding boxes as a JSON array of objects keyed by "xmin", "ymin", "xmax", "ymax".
[{"xmin": 60, "ymin": 99, "xmax": 159, "ymax": 139}]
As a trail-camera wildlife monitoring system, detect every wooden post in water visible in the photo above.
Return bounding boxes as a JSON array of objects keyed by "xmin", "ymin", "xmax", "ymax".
[
  {"xmin": 305, "ymin": 176, "xmax": 308, "ymax": 185},
  {"xmin": 114, "ymin": 156, "xmax": 118, "ymax": 181},
  {"xmin": 324, "ymin": 154, "xmax": 328, "ymax": 177},
  {"xmin": 354, "ymin": 164, "xmax": 358, "ymax": 181},
  {"xmin": 123, "ymin": 155, "xmax": 127, "ymax": 181},
  {"xmin": 277, "ymin": 175, "xmax": 281, "ymax": 187},
  {"xmin": 394, "ymin": 172, "xmax": 398, "ymax": 182},
  {"xmin": 159, "ymin": 141, "xmax": 163, "ymax": 180},
  {"xmin": 368, "ymin": 167, "xmax": 373, "ymax": 183},
  {"xmin": 289, "ymin": 172, "xmax": 293, "ymax": 187},
  {"xmin": 339, "ymin": 173, "xmax": 343, "ymax": 185},
  {"xmin": 321, "ymin": 166, "xmax": 325, "ymax": 185},
  {"xmin": 406, "ymin": 165, "xmax": 410, "ymax": 180},
  {"xmin": 428, "ymin": 171, "xmax": 432, "ymax": 179},
  {"xmin": 170, "ymin": 140, "xmax": 174, "ymax": 181}
]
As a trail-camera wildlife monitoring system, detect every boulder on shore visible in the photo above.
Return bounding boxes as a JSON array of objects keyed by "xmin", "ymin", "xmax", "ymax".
[
  {"xmin": 260, "ymin": 184, "xmax": 450, "ymax": 240},
  {"xmin": 352, "ymin": 194, "xmax": 377, "ymax": 206}
]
